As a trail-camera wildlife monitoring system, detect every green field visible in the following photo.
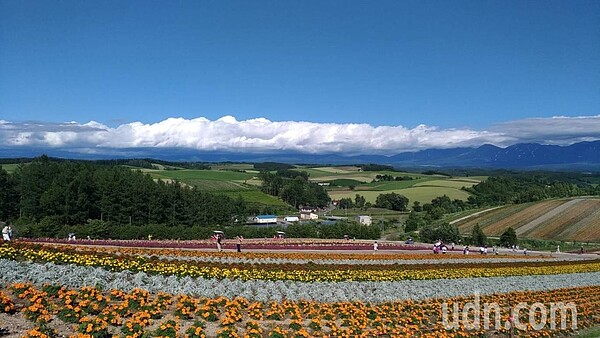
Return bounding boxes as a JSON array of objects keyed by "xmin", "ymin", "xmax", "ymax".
[
  {"xmin": 0, "ymin": 163, "xmax": 20, "ymax": 174},
  {"xmin": 143, "ymin": 164, "xmax": 482, "ymax": 207},
  {"xmin": 316, "ymin": 166, "xmax": 480, "ymax": 205},
  {"xmin": 143, "ymin": 169, "xmax": 255, "ymax": 182},
  {"xmin": 221, "ymin": 190, "xmax": 289, "ymax": 206},
  {"xmin": 329, "ymin": 186, "xmax": 472, "ymax": 205}
]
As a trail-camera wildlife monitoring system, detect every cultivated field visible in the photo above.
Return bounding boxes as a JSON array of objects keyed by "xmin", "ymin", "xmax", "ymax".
[
  {"xmin": 136, "ymin": 164, "xmax": 483, "ymax": 207},
  {"xmin": 318, "ymin": 166, "xmax": 480, "ymax": 205},
  {"xmin": 453, "ymin": 198, "xmax": 600, "ymax": 243}
]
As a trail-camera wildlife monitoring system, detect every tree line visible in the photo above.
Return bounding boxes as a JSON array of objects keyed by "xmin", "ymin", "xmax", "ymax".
[
  {"xmin": 0, "ymin": 156, "xmax": 248, "ymax": 236},
  {"xmin": 258, "ymin": 170, "xmax": 330, "ymax": 209}
]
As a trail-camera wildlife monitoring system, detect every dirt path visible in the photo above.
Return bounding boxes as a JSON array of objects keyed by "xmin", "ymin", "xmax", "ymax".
[{"xmin": 449, "ymin": 206, "xmax": 503, "ymax": 224}]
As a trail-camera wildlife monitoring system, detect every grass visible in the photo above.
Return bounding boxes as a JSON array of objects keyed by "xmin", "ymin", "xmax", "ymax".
[
  {"xmin": 0, "ymin": 163, "xmax": 20, "ymax": 174},
  {"xmin": 220, "ymin": 190, "xmax": 289, "ymax": 206},
  {"xmin": 574, "ymin": 325, "xmax": 600, "ymax": 337},
  {"xmin": 413, "ymin": 179, "xmax": 478, "ymax": 189},
  {"xmin": 209, "ymin": 163, "xmax": 255, "ymax": 171},
  {"xmin": 328, "ymin": 186, "xmax": 472, "ymax": 205},
  {"xmin": 144, "ymin": 169, "xmax": 256, "ymax": 182}
]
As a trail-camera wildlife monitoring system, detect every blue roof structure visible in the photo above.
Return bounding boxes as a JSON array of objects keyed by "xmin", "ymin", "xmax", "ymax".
[{"xmin": 256, "ymin": 215, "xmax": 277, "ymax": 219}]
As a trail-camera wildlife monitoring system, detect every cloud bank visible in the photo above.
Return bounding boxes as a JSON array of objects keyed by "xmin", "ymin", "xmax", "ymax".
[{"xmin": 1, "ymin": 115, "xmax": 599, "ymax": 156}]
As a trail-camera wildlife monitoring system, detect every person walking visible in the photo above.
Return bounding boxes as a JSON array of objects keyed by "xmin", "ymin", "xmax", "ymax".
[
  {"xmin": 2, "ymin": 224, "xmax": 10, "ymax": 241},
  {"xmin": 236, "ymin": 236, "xmax": 242, "ymax": 253},
  {"xmin": 373, "ymin": 241, "xmax": 378, "ymax": 253},
  {"xmin": 216, "ymin": 234, "xmax": 223, "ymax": 252}
]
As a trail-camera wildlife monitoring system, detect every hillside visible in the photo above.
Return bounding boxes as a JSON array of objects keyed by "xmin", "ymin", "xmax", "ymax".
[
  {"xmin": 307, "ymin": 166, "xmax": 482, "ymax": 205},
  {"xmin": 453, "ymin": 198, "xmax": 600, "ymax": 242}
]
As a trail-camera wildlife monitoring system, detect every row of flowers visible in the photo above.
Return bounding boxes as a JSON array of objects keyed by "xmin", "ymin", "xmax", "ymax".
[
  {"xmin": 20, "ymin": 237, "xmax": 429, "ymax": 251},
  {"xmin": 1, "ymin": 282, "xmax": 598, "ymax": 338},
  {"xmin": 2, "ymin": 243, "xmax": 599, "ymax": 283},
  {"xmin": 3, "ymin": 258, "xmax": 600, "ymax": 303},
  {"xmin": 54, "ymin": 243, "xmax": 567, "ymax": 267}
]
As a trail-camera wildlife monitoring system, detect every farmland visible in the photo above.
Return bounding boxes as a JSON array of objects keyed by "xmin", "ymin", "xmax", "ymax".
[
  {"xmin": 311, "ymin": 166, "xmax": 481, "ymax": 205},
  {"xmin": 139, "ymin": 166, "xmax": 288, "ymax": 207},
  {"xmin": 453, "ymin": 198, "xmax": 600, "ymax": 243},
  {"xmin": 137, "ymin": 164, "xmax": 483, "ymax": 207}
]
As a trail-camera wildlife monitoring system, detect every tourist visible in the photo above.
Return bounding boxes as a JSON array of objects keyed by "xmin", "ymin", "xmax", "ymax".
[
  {"xmin": 217, "ymin": 234, "xmax": 223, "ymax": 252},
  {"xmin": 373, "ymin": 241, "xmax": 378, "ymax": 253},
  {"xmin": 2, "ymin": 224, "xmax": 10, "ymax": 241},
  {"xmin": 236, "ymin": 236, "xmax": 242, "ymax": 253}
]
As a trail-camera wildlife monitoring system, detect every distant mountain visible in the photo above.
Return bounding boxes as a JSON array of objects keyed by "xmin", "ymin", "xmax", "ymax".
[{"xmin": 1, "ymin": 140, "xmax": 600, "ymax": 170}]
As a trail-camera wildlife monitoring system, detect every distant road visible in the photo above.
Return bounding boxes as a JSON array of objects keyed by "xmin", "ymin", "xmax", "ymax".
[{"xmin": 449, "ymin": 206, "xmax": 504, "ymax": 225}]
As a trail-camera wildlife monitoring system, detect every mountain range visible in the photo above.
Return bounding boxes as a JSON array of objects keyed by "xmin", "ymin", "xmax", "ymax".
[{"xmin": 1, "ymin": 140, "xmax": 600, "ymax": 170}]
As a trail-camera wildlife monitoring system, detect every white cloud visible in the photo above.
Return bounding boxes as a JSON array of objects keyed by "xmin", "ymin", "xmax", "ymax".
[
  {"xmin": 489, "ymin": 115, "xmax": 600, "ymax": 145},
  {"xmin": 0, "ymin": 115, "xmax": 598, "ymax": 155}
]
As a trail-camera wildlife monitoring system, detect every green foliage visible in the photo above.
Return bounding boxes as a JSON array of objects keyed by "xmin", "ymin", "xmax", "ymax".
[
  {"xmin": 7, "ymin": 156, "xmax": 249, "ymax": 237},
  {"xmin": 259, "ymin": 170, "xmax": 330, "ymax": 208},
  {"xmin": 499, "ymin": 227, "xmax": 518, "ymax": 247},
  {"xmin": 360, "ymin": 164, "xmax": 395, "ymax": 171},
  {"xmin": 421, "ymin": 170, "xmax": 451, "ymax": 176},
  {"xmin": 419, "ymin": 223, "xmax": 460, "ymax": 243},
  {"xmin": 317, "ymin": 220, "xmax": 381, "ymax": 240},
  {"xmin": 354, "ymin": 194, "xmax": 366, "ymax": 208},
  {"xmin": 253, "ymin": 162, "xmax": 295, "ymax": 171},
  {"xmin": 471, "ymin": 223, "xmax": 487, "ymax": 246},
  {"xmin": 0, "ymin": 166, "xmax": 19, "ymax": 220},
  {"xmin": 465, "ymin": 174, "xmax": 599, "ymax": 207},
  {"xmin": 375, "ymin": 192, "xmax": 409, "ymax": 211},
  {"xmin": 331, "ymin": 178, "xmax": 363, "ymax": 187},
  {"xmin": 403, "ymin": 212, "xmax": 426, "ymax": 232},
  {"xmin": 338, "ymin": 198, "xmax": 353, "ymax": 209}
]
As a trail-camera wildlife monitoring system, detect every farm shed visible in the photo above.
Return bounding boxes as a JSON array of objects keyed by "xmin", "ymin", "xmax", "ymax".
[
  {"xmin": 253, "ymin": 215, "xmax": 278, "ymax": 224},
  {"xmin": 355, "ymin": 215, "xmax": 372, "ymax": 225},
  {"xmin": 300, "ymin": 212, "xmax": 319, "ymax": 220}
]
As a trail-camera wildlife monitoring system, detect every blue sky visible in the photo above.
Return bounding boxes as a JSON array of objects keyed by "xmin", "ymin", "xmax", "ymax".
[{"xmin": 0, "ymin": 0, "xmax": 599, "ymax": 155}]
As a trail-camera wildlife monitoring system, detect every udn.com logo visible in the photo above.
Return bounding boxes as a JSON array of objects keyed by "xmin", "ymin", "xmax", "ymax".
[{"xmin": 442, "ymin": 293, "xmax": 577, "ymax": 332}]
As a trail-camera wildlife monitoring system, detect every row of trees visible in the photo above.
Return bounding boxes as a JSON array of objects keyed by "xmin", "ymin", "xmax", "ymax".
[
  {"xmin": 465, "ymin": 175, "xmax": 599, "ymax": 206},
  {"xmin": 337, "ymin": 193, "xmax": 409, "ymax": 212},
  {"xmin": 259, "ymin": 170, "xmax": 330, "ymax": 209},
  {"xmin": 373, "ymin": 174, "xmax": 414, "ymax": 182},
  {"xmin": 417, "ymin": 223, "xmax": 518, "ymax": 248},
  {"xmin": 0, "ymin": 156, "xmax": 248, "ymax": 232}
]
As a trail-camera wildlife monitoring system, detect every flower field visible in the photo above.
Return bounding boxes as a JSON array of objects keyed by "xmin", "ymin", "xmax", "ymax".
[{"xmin": 1, "ymin": 240, "xmax": 599, "ymax": 337}]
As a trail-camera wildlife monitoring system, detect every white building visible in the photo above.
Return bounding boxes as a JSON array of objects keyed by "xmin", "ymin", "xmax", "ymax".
[
  {"xmin": 284, "ymin": 216, "xmax": 299, "ymax": 222},
  {"xmin": 355, "ymin": 215, "xmax": 372, "ymax": 225},
  {"xmin": 253, "ymin": 215, "xmax": 278, "ymax": 224},
  {"xmin": 300, "ymin": 212, "xmax": 318, "ymax": 220}
]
